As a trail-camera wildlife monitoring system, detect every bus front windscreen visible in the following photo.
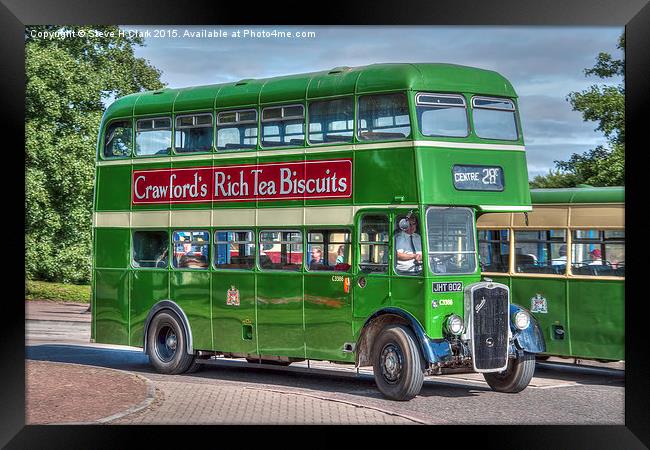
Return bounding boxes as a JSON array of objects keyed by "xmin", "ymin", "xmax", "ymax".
[{"xmin": 426, "ymin": 207, "xmax": 477, "ymax": 274}]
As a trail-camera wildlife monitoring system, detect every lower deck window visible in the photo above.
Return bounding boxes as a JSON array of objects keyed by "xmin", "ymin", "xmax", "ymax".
[
  {"xmin": 173, "ymin": 231, "xmax": 209, "ymax": 269},
  {"xmin": 214, "ymin": 231, "xmax": 255, "ymax": 270},
  {"xmin": 132, "ymin": 231, "xmax": 168, "ymax": 268},
  {"xmin": 306, "ymin": 229, "xmax": 351, "ymax": 272},
  {"xmin": 259, "ymin": 230, "xmax": 302, "ymax": 270}
]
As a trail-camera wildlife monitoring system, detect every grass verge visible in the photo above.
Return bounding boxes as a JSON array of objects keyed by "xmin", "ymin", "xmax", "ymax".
[{"xmin": 26, "ymin": 280, "xmax": 90, "ymax": 303}]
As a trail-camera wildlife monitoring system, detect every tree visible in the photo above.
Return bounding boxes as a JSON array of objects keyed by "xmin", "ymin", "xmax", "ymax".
[
  {"xmin": 25, "ymin": 26, "xmax": 165, "ymax": 283},
  {"xmin": 530, "ymin": 34, "xmax": 624, "ymax": 188}
]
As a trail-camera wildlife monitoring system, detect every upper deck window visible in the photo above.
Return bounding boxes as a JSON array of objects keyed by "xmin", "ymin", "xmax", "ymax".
[
  {"xmin": 472, "ymin": 96, "xmax": 518, "ymax": 141},
  {"xmin": 136, "ymin": 117, "xmax": 172, "ymax": 156},
  {"xmin": 103, "ymin": 120, "xmax": 132, "ymax": 158},
  {"xmin": 358, "ymin": 93, "xmax": 411, "ymax": 141},
  {"xmin": 416, "ymin": 93, "xmax": 468, "ymax": 138},
  {"xmin": 308, "ymin": 97, "xmax": 354, "ymax": 144},
  {"xmin": 216, "ymin": 109, "xmax": 258, "ymax": 151},
  {"xmin": 261, "ymin": 105, "xmax": 305, "ymax": 148},
  {"xmin": 175, "ymin": 113, "xmax": 213, "ymax": 153}
]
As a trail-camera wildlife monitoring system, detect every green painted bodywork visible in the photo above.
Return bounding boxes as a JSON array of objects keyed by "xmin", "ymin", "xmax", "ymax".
[
  {"xmin": 92, "ymin": 63, "xmax": 529, "ymax": 363},
  {"xmin": 493, "ymin": 274, "xmax": 624, "ymax": 361}
]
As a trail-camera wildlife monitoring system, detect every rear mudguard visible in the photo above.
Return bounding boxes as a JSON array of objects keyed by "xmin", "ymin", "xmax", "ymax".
[{"xmin": 509, "ymin": 303, "xmax": 546, "ymax": 353}]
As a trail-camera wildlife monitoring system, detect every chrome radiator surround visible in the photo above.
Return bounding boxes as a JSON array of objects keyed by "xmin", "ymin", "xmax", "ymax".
[{"xmin": 462, "ymin": 281, "xmax": 510, "ymax": 373}]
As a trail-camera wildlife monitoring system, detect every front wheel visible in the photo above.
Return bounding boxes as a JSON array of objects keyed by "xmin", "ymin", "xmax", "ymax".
[
  {"xmin": 372, "ymin": 325, "xmax": 425, "ymax": 401},
  {"xmin": 483, "ymin": 352, "xmax": 535, "ymax": 393},
  {"xmin": 147, "ymin": 310, "xmax": 196, "ymax": 374}
]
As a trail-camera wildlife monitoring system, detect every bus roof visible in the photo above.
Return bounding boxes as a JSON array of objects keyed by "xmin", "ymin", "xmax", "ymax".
[
  {"xmin": 530, "ymin": 186, "xmax": 624, "ymax": 204},
  {"xmin": 102, "ymin": 63, "xmax": 518, "ymax": 122}
]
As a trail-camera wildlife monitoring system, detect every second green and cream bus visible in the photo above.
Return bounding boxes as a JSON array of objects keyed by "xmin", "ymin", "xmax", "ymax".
[
  {"xmin": 478, "ymin": 186, "xmax": 624, "ymax": 362},
  {"xmin": 92, "ymin": 63, "xmax": 545, "ymax": 400}
]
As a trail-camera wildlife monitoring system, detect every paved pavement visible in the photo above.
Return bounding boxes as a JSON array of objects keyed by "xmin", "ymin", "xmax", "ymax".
[{"xmin": 25, "ymin": 300, "xmax": 625, "ymax": 425}]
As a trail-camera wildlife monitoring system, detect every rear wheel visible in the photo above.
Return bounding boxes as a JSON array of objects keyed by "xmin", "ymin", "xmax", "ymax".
[
  {"xmin": 147, "ymin": 310, "xmax": 196, "ymax": 374},
  {"xmin": 483, "ymin": 352, "xmax": 535, "ymax": 393},
  {"xmin": 372, "ymin": 325, "xmax": 425, "ymax": 401}
]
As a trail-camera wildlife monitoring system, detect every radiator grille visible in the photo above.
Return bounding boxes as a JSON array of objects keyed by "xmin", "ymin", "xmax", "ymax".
[{"xmin": 471, "ymin": 285, "xmax": 509, "ymax": 371}]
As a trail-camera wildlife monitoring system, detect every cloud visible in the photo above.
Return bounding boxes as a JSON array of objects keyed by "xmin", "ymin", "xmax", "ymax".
[{"xmin": 126, "ymin": 25, "xmax": 623, "ymax": 177}]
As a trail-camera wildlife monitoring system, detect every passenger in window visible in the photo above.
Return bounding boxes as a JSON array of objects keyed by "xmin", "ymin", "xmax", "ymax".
[
  {"xmin": 395, "ymin": 216, "xmax": 422, "ymax": 273},
  {"xmin": 551, "ymin": 245, "xmax": 567, "ymax": 266},
  {"xmin": 588, "ymin": 248, "xmax": 603, "ymax": 265},
  {"xmin": 309, "ymin": 247, "xmax": 325, "ymax": 270},
  {"xmin": 336, "ymin": 245, "xmax": 345, "ymax": 264}
]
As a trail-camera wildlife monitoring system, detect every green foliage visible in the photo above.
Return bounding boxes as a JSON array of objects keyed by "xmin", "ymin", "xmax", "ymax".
[
  {"xmin": 529, "ymin": 170, "xmax": 579, "ymax": 189},
  {"xmin": 532, "ymin": 34, "xmax": 624, "ymax": 188},
  {"xmin": 25, "ymin": 280, "xmax": 91, "ymax": 303},
  {"xmin": 25, "ymin": 26, "xmax": 164, "ymax": 283}
]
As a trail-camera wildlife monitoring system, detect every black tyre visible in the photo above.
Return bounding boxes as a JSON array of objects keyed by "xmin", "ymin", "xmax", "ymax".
[
  {"xmin": 372, "ymin": 325, "xmax": 425, "ymax": 401},
  {"xmin": 483, "ymin": 352, "xmax": 535, "ymax": 393},
  {"xmin": 147, "ymin": 310, "xmax": 196, "ymax": 374},
  {"xmin": 185, "ymin": 358, "xmax": 204, "ymax": 373}
]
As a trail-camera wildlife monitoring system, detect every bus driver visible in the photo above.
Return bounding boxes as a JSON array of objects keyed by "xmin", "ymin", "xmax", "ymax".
[{"xmin": 395, "ymin": 216, "xmax": 422, "ymax": 273}]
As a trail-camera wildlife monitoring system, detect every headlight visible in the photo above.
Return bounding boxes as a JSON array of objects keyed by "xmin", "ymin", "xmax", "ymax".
[
  {"xmin": 445, "ymin": 314, "xmax": 464, "ymax": 335},
  {"xmin": 514, "ymin": 310, "xmax": 530, "ymax": 330}
]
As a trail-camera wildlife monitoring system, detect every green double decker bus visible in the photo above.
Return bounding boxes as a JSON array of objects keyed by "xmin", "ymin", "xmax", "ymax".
[
  {"xmin": 92, "ymin": 63, "xmax": 545, "ymax": 400},
  {"xmin": 478, "ymin": 186, "xmax": 624, "ymax": 362}
]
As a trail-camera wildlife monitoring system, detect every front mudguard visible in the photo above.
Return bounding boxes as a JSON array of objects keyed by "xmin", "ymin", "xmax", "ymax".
[{"xmin": 509, "ymin": 303, "xmax": 546, "ymax": 353}]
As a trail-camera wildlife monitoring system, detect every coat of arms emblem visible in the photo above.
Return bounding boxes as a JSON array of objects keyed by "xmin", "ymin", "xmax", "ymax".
[
  {"xmin": 530, "ymin": 293, "xmax": 548, "ymax": 313},
  {"xmin": 227, "ymin": 286, "xmax": 240, "ymax": 306}
]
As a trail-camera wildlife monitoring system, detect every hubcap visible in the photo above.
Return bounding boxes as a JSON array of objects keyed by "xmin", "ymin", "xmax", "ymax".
[
  {"xmin": 155, "ymin": 325, "xmax": 178, "ymax": 362},
  {"xmin": 380, "ymin": 344, "xmax": 403, "ymax": 384}
]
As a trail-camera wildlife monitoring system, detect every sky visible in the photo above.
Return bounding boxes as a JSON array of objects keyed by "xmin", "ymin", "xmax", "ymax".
[{"xmin": 124, "ymin": 25, "xmax": 623, "ymax": 179}]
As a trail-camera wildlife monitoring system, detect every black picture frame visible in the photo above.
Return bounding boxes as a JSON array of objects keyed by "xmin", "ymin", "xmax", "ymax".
[{"xmin": 5, "ymin": 0, "xmax": 648, "ymax": 447}]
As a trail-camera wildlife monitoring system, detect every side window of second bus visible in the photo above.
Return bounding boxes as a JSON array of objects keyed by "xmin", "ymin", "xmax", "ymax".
[
  {"xmin": 513, "ymin": 229, "xmax": 566, "ymax": 274},
  {"xmin": 571, "ymin": 229, "xmax": 625, "ymax": 277},
  {"xmin": 478, "ymin": 229, "xmax": 510, "ymax": 273}
]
